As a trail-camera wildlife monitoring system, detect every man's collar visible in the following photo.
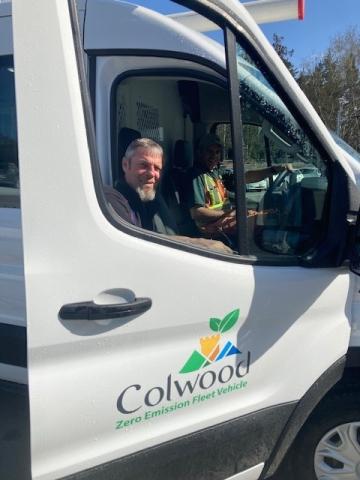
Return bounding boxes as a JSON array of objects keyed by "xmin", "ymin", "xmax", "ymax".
[{"xmin": 116, "ymin": 178, "xmax": 140, "ymax": 203}]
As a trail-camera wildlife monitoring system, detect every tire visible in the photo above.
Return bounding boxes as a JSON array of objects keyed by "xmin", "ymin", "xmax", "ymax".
[{"xmin": 289, "ymin": 391, "xmax": 360, "ymax": 480}]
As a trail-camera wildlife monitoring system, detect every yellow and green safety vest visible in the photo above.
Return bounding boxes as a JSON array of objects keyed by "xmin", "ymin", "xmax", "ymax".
[{"xmin": 203, "ymin": 173, "xmax": 229, "ymax": 210}]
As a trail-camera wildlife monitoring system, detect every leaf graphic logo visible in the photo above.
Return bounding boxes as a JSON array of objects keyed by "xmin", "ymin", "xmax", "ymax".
[{"xmin": 180, "ymin": 309, "xmax": 241, "ymax": 374}]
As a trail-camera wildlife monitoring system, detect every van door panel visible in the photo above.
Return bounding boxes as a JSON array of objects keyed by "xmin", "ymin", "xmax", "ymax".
[{"xmin": 12, "ymin": 1, "xmax": 351, "ymax": 479}]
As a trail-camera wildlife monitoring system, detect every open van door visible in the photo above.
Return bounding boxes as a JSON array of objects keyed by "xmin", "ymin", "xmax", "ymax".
[{"xmin": 13, "ymin": 1, "xmax": 353, "ymax": 479}]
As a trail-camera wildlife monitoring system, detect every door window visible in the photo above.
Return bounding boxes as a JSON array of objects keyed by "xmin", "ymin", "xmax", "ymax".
[
  {"xmin": 92, "ymin": 3, "xmax": 331, "ymax": 263},
  {"xmin": 108, "ymin": 71, "xmax": 239, "ymax": 255},
  {"xmin": 214, "ymin": 122, "xmax": 268, "ymax": 196},
  {"xmin": 106, "ymin": 57, "xmax": 330, "ymax": 260},
  {"xmin": 235, "ymin": 43, "xmax": 329, "ymax": 256}
]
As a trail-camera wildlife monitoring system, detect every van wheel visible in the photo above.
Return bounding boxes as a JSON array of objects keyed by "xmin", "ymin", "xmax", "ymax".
[{"xmin": 290, "ymin": 391, "xmax": 360, "ymax": 480}]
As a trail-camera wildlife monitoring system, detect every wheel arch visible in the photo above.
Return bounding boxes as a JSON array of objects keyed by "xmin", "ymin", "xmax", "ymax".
[{"xmin": 261, "ymin": 355, "xmax": 346, "ymax": 478}]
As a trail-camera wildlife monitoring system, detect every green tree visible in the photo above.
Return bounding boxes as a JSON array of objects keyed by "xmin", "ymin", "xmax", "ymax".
[
  {"xmin": 272, "ymin": 33, "xmax": 297, "ymax": 77},
  {"xmin": 298, "ymin": 27, "xmax": 360, "ymax": 151}
]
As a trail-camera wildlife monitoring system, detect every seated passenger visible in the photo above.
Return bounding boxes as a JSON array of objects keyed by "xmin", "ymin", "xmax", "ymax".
[
  {"xmin": 104, "ymin": 138, "xmax": 232, "ymax": 254},
  {"xmin": 188, "ymin": 134, "xmax": 289, "ymax": 236}
]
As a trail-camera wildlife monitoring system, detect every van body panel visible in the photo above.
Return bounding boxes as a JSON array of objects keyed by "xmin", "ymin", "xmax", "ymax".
[
  {"xmin": 0, "ymin": 15, "xmax": 12, "ymax": 56},
  {"xmin": 0, "ymin": 2, "xmax": 11, "ymax": 17},
  {"xmin": 0, "ymin": 209, "xmax": 25, "ymax": 328},
  {"xmin": 0, "ymin": 208, "xmax": 27, "ymax": 383},
  {"xmin": 0, "ymin": 4, "xmax": 25, "ymax": 387},
  {"xmin": 0, "ymin": 362, "xmax": 27, "ymax": 384},
  {"xmin": 0, "ymin": 380, "xmax": 30, "ymax": 480},
  {"xmin": 1, "ymin": 0, "xmax": 356, "ymax": 478},
  {"xmin": 40, "ymin": 403, "xmax": 291, "ymax": 480},
  {"xmin": 11, "ymin": 1, "xmax": 354, "ymax": 479},
  {"xmin": 350, "ymin": 274, "xmax": 360, "ymax": 348},
  {"xmin": 84, "ymin": 0, "xmax": 225, "ymax": 66}
]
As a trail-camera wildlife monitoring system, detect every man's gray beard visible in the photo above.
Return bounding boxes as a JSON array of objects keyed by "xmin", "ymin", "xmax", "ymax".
[{"xmin": 136, "ymin": 186, "xmax": 156, "ymax": 202}]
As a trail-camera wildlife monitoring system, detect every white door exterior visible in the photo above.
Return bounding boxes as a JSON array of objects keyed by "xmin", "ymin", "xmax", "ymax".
[{"xmin": 12, "ymin": 1, "xmax": 352, "ymax": 479}]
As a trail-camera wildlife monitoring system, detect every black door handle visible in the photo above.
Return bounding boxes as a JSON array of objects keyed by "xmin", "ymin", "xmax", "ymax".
[{"xmin": 59, "ymin": 297, "xmax": 152, "ymax": 320}]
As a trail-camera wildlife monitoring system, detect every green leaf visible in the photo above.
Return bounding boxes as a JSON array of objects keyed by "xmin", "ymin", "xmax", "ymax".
[
  {"xmin": 219, "ymin": 309, "xmax": 240, "ymax": 333},
  {"xmin": 209, "ymin": 317, "xmax": 221, "ymax": 332},
  {"xmin": 180, "ymin": 351, "xmax": 207, "ymax": 373}
]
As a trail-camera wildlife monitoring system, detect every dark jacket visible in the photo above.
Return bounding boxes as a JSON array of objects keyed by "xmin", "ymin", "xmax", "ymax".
[{"xmin": 104, "ymin": 182, "xmax": 178, "ymax": 235}]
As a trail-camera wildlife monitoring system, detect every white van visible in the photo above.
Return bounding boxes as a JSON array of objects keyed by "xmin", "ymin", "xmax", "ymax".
[{"xmin": 1, "ymin": 1, "xmax": 360, "ymax": 480}]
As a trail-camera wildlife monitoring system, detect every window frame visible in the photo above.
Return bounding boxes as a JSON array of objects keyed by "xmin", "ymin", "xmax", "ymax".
[
  {"xmin": 90, "ymin": 50, "xmax": 339, "ymax": 266},
  {"xmin": 91, "ymin": 51, "xmax": 299, "ymax": 265},
  {"xmin": 108, "ymin": 59, "xmax": 336, "ymax": 264},
  {"xmin": 228, "ymin": 29, "xmax": 343, "ymax": 263}
]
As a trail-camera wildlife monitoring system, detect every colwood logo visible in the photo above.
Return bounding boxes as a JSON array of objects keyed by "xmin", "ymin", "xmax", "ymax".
[
  {"xmin": 180, "ymin": 309, "xmax": 241, "ymax": 373},
  {"xmin": 116, "ymin": 308, "xmax": 249, "ymax": 420}
]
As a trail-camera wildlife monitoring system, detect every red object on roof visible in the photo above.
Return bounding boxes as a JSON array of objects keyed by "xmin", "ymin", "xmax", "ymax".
[{"xmin": 298, "ymin": 0, "xmax": 305, "ymax": 20}]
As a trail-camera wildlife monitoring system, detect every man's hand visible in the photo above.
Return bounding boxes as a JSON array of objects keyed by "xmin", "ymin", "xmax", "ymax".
[
  {"xmin": 271, "ymin": 163, "xmax": 293, "ymax": 174},
  {"xmin": 247, "ymin": 209, "xmax": 258, "ymax": 217}
]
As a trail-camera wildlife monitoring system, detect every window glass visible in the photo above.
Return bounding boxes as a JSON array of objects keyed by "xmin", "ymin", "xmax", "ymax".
[
  {"xmin": 93, "ymin": 1, "xmax": 332, "ymax": 260},
  {"xmin": 215, "ymin": 123, "xmax": 268, "ymax": 196},
  {"xmin": 111, "ymin": 75, "xmax": 234, "ymax": 249},
  {"xmin": 0, "ymin": 56, "xmax": 19, "ymax": 208},
  {"xmin": 236, "ymin": 43, "xmax": 329, "ymax": 256},
  {"xmin": 110, "ymin": 58, "xmax": 329, "ymax": 259}
]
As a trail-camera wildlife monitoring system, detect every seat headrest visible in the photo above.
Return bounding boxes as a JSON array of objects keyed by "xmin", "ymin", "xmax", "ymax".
[
  {"xmin": 173, "ymin": 140, "xmax": 193, "ymax": 170},
  {"xmin": 118, "ymin": 127, "xmax": 141, "ymax": 160}
]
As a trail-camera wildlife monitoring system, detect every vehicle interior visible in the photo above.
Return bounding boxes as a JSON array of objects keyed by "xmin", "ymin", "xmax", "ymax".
[{"xmin": 110, "ymin": 67, "xmax": 329, "ymax": 258}]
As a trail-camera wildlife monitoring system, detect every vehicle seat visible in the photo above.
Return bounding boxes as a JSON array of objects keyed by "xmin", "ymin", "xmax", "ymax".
[
  {"xmin": 161, "ymin": 140, "xmax": 199, "ymax": 236},
  {"xmin": 114, "ymin": 127, "xmax": 141, "ymax": 187},
  {"xmin": 118, "ymin": 127, "xmax": 141, "ymax": 160}
]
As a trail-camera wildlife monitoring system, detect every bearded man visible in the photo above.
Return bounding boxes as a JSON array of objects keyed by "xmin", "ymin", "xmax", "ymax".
[{"xmin": 105, "ymin": 138, "xmax": 231, "ymax": 254}]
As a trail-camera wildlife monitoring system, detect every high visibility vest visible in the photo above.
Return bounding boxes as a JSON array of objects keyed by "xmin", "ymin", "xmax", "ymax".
[{"xmin": 203, "ymin": 173, "xmax": 229, "ymax": 210}]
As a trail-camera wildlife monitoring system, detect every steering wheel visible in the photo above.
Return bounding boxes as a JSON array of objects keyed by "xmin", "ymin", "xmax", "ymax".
[
  {"xmin": 261, "ymin": 168, "xmax": 294, "ymax": 212},
  {"xmin": 271, "ymin": 168, "xmax": 294, "ymax": 192},
  {"xmin": 259, "ymin": 168, "xmax": 304, "ymax": 234}
]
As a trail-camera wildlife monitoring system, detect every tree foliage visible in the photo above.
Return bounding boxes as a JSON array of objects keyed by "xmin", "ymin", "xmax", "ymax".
[
  {"xmin": 297, "ymin": 27, "xmax": 360, "ymax": 151},
  {"xmin": 272, "ymin": 33, "xmax": 297, "ymax": 77},
  {"xmin": 272, "ymin": 29, "xmax": 360, "ymax": 152}
]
